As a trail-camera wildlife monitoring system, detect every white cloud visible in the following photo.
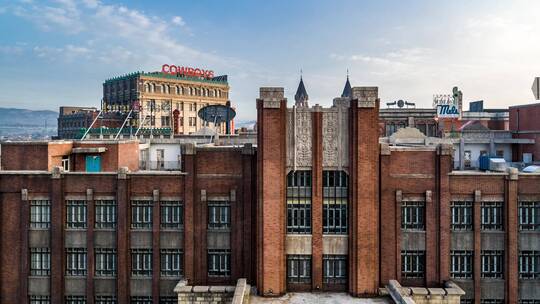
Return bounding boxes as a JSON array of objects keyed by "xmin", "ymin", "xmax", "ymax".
[{"xmin": 172, "ymin": 16, "xmax": 185, "ymax": 26}]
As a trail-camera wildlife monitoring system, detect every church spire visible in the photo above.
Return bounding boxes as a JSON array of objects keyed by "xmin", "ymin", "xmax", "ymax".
[
  {"xmin": 341, "ymin": 70, "xmax": 352, "ymax": 98},
  {"xmin": 294, "ymin": 73, "xmax": 309, "ymax": 107}
]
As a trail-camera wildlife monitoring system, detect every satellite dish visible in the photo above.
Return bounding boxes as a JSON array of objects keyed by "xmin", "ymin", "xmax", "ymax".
[
  {"xmin": 397, "ymin": 99, "xmax": 404, "ymax": 108},
  {"xmin": 198, "ymin": 104, "xmax": 236, "ymax": 124}
]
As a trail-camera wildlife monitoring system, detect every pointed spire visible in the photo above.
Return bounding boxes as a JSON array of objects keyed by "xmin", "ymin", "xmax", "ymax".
[
  {"xmin": 294, "ymin": 73, "xmax": 309, "ymax": 107},
  {"xmin": 341, "ymin": 71, "xmax": 352, "ymax": 98}
]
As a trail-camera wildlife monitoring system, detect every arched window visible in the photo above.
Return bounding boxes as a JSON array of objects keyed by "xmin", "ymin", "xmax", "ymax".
[
  {"xmin": 144, "ymin": 83, "xmax": 150, "ymax": 93},
  {"xmin": 286, "ymin": 170, "xmax": 312, "ymax": 234},
  {"xmin": 323, "ymin": 170, "xmax": 348, "ymax": 234},
  {"xmin": 151, "ymin": 83, "xmax": 156, "ymax": 93}
]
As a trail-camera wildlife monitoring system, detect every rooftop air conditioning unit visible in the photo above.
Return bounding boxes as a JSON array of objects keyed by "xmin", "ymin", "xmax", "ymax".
[{"xmin": 489, "ymin": 158, "xmax": 507, "ymax": 172}]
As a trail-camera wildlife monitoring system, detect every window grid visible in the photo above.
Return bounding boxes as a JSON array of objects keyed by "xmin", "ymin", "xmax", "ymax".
[
  {"xmin": 30, "ymin": 248, "xmax": 50, "ymax": 276},
  {"xmin": 451, "ymin": 201, "xmax": 473, "ymax": 231},
  {"xmin": 130, "ymin": 296, "xmax": 152, "ymax": 304},
  {"xmin": 95, "ymin": 200, "xmax": 117, "ymax": 229},
  {"xmin": 481, "ymin": 202, "xmax": 503, "ymax": 231},
  {"xmin": 520, "ymin": 300, "xmax": 540, "ymax": 304},
  {"xmin": 401, "ymin": 201, "xmax": 425, "ymax": 230},
  {"xmin": 401, "ymin": 250, "xmax": 425, "ymax": 278},
  {"xmin": 159, "ymin": 296, "xmax": 177, "ymax": 304},
  {"xmin": 66, "ymin": 248, "xmax": 87, "ymax": 276},
  {"xmin": 66, "ymin": 200, "xmax": 87, "ymax": 229},
  {"xmin": 160, "ymin": 249, "xmax": 183, "ymax": 277},
  {"xmin": 519, "ymin": 201, "xmax": 540, "ymax": 231},
  {"xmin": 65, "ymin": 296, "xmax": 86, "ymax": 304},
  {"xmin": 161, "ymin": 201, "xmax": 183, "ymax": 229},
  {"xmin": 208, "ymin": 249, "xmax": 231, "ymax": 277},
  {"xmin": 480, "ymin": 300, "xmax": 504, "ymax": 304},
  {"xmin": 450, "ymin": 250, "xmax": 473, "ymax": 279},
  {"xmin": 131, "ymin": 249, "xmax": 152, "ymax": 276},
  {"xmin": 95, "ymin": 248, "xmax": 117, "ymax": 277},
  {"xmin": 30, "ymin": 200, "xmax": 51, "ymax": 229},
  {"xmin": 287, "ymin": 255, "xmax": 312, "ymax": 284},
  {"xmin": 323, "ymin": 255, "xmax": 347, "ymax": 284},
  {"xmin": 481, "ymin": 250, "xmax": 504, "ymax": 278},
  {"xmin": 208, "ymin": 201, "xmax": 230, "ymax": 229},
  {"xmin": 460, "ymin": 300, "xmax": 474, "ymax": 304},
  {"xmin": 287, "ymin": 171, "xmax": 312, "ymax": 234},
  {"xmin": 95, "ymin": 296, "xmax": 117, "ymax": 304},
  {"xmin": 29, "ymin": 295, "xmax": 50, "ymax": 304},
  {"xmin": 323, "ymin": 171, "xmax": 348, "ymax": 235},
  {"xmin": 519, "ymin": 250, "xmax": 540, "ymax": 279},
  {"xmin": 131, "ymin": 200, "xmax": 152, "ymax": 229}
]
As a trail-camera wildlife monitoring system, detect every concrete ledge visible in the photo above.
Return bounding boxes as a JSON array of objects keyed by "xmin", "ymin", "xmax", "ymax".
[
  {"xmin": 174, "ymin": 278, "xmax": 249, "ymax": 304},
  {"xmin": 384, "ymin": 280, "xmax": 465, "ymax": 304}
]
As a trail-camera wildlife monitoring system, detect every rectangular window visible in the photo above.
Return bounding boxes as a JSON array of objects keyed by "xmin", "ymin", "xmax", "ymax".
[
  {"xmin": 62, "ymin": 156, "xmax": 70, "ymax": 172},
  {"xmin": 520, "ymin": 300, "xmax": 540, "ymax": 304},
  {"xmin": 131, "ymin": 200, "xmax": 152, "ymax": 229},
  {"xmin": 159, "ymin": 297, "xmax": 177, "ymax": 304},
  {"xmin": 481, "ymin": 250, "xmax": 504, "ymax": 278},
  {"xmin": 66, "ymin": 200, "xmax": 87, "ymax": 229},
  {"xmin": 208, "ymin": 201, "xmax": 230, "ymax": 229},
  {"xmin": 208, "ymin": 249, "xmax": 231, "ymax": 277},
  {"xmin": 30, "ymin": 248, "xmax": 50, "ymax": 276},
  {"xmin": 161, "ymin": 201, "xmax": 183, "ymax": 229},
  {"xmin": 401, "ymin": 201, "xmax": 425, "ymax": 230},
  {"xmin": 460, "ymin": 300, "xmax": 474, "ymax": 304},
  {"xmin": 131, "ymin": 249, "xmax": 152, "ymax": 276},
  {"xmin": 323, "ymin": 255, "xmax": 347, "ymax": 284},
  {"xmin": 66, "ymin": 248, "xmax": 87, "ymax": 276},
  {"xmin": 464, "ymin": 151, "xmax": 472, "ymax": 168},
  {"xmin": 450, "ymin": 250, "xmax": 473, "ymax": 279},
  {"xmin": 287, "ymin": 255, "xmax": 311, "ymax": 284},
  {"xmin": 95, "ymin": 248, "xmax": 116, "ymax": 277},
  {"xmin": 95, "ymin": 200, "xmax": 116, "ymax": 229},
  {"xmin": 29, "ymin": 296, "xmax": 50, "ymax": 304},
  {"xmin": 287, "ymin": 171, "xmax": 312, "ymax": 234},
  {"xmin": 130, "ymin": 297, "xmax": 152, "ymax": 304},
  {"xmin": 481, "ymin": 202, "xmax": 503, "ymax": 230},
  {"xmin": 519, "ymin": 250, "xmax": 540, "ymax": 279},
  {"xmin": 30, "ymin": 200, "xmax": 51, "ymax": 229},
  {"xmin": 65, "ymin": 296, "xmax": 86, "ymax": 304},
  {"xmin": 480, "ymin": 300, "xmax": 504, "ymax": 304},
  {"xmin": 519, "ymin": 201, "xmax": 540, "ymax": 231},
  {"xmin": 160, "ymin": 249, "xmax": 183, "ymax": 277},
  {"xmin": 161, "ymin": 116, "xmax": 170, "ymax": 127},
  {"xmin": 451, "ymin": 201, "xmax": 473, "ymax": 231},
  {"xmin": 401, "ymin": 250, "xmax": 425, "ymax": 278},
  {"xmin": 323, "ymin": 171, "xmax": 348, "ymax": 234},
  {"xmin": 95, "ymin": 296, "xmax": 116, "ymax": 304}
]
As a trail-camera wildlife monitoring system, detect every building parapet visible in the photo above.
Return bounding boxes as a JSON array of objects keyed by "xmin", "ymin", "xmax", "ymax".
[
  {"xmin": 385, "ymin": 280, "xmax": 464, "ymax": 304},
  {"xmin": 174, "ymin": 278, "xmax": 250, "ymax": 304}
]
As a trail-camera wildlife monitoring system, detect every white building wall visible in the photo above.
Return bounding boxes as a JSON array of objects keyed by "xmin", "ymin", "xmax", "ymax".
[{"xmin": 148, "ymin": 143, "xmax": 182, "ymax": 170}]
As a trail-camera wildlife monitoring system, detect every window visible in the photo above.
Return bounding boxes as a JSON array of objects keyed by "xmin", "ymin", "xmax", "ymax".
[
  {"xmin": 480, "ymin": 300, "xmax": 504, "ymax": 304},
  {"xmin": 161, "ymin": 201, "xmax": 183, "ymax": 229},
  {"xmin": 464, "ymin": 151, "xmax": 472, "ymax": 168},
  {"xmin": 130, "ymin": 297, "xmax": 152, "ymax": 304},
  {"xmin": 450, "ymin": 250, "xmax": 473, "ymax": 279},
  {"xmin": 30, "ymin": 248, "xmax": 50, "ymax": 276},
  {"xmin": 208, "ymin": 249, "xmax": 231, "ymax": 277},
  {"xmin": 29, "ymin": 296, "xmax": 50, "ymax": 304},
  {"xmin": 159, "ymin": 297, "xmax": 177, "ymax": 304},
  {"xmin": 520, "ymin": 300, "xmax": 540, "ymax": 304},
  {"xmin": 131, "ymin": 249, "xmax": 152, "ymax": 276},
  {"xmin": 401, "ymin": 201, "xmax": 425, "ymax": 230},
  {"xmin": 519, "ymin": 201, "xmax": 540, "ymax": 231},
  {"xmin": 30, "ymin": 200, "xmax": 50, "ymax": 229},
  {"xmin": 66, "ymin": 248, "xmax": 87, "ymax": 276},
  {"xmin": 519, "ymin": 251, "xmax": 540, "ymax": 279},
  {"xmin": 62, "ymin": 156, "xmax": 70, "ymax": 171},
  {"xmin": 95, "ymin": 296, "xmax": 116, "ymax": 304},
  {"xmin": 131, "ymin": 200, "xmax": 152, "ymax": 229},
  {"xmin": 287, "ymin": 255, "xmax": 311, "ymax": 284},
  {"xmin": 481, "ymin": 202, "xmax": 503, "ymax": 230},
  {"xmin": 323, "ymin": 255, "xmax": 347, "ymax": 284},
  {"xmin": 323, "ymin": 171, "xmax": 348, "ymax": 234},
  {"xmin": 95, "ymin": 200, "xmax": 116, "ymax": 229},
  {"xmin": 66, "ymin": 200, "xmax": 87, "ymax": 229},
  {"xmin": 208, "ymin": 201, "xmax": 230, "ymax": 229},
  {"xmin": 496, "ymin": 150, "xmax": 504, "ymax": 158},
  {"xmin": 161, "ymin": 249, "xmax": 183, "ymax": 277},
  {"xmin": 65, "ymin": 296, "xmax": 86, "ymax": 304},
  {"xmin": 161, "ymin": 116, "xmax": 170, "ymax": 127},
  {"xmin": 451, "ymin": 201, "xmax": 473, "ymax": 231},
  {"xmin": 401, "ymin": 250, "xmax": 425, "ymax": 278},
  {"xmin": 460, "ymin": 300, "xmax": 474, "ymax": 304},
  {"xmin": 96, "ymin": 248, "xmax": 116, "ymax": 277},
  {"xmin": 287, "ymin": 171, "xmax": 312, "ymax": 234},
  {"xmin": 481, "ymin": 250, "xmax": 504, "ymax": 278}
]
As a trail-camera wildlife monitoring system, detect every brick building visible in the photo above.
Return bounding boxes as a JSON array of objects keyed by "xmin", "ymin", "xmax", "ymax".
[
  {"xmin": 57, "ymin": 107, "xmax": 125, "ymax": 140},
  {"xmin": 0, "ymin": 83, "xmax": 539, "ymax": 303},
  {"xmin": 510, "ymin": 103, "xmax": 540, "ymax": 162}
]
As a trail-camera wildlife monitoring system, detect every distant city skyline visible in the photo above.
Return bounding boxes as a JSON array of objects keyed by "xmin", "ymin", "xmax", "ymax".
[{"xmin": 1, "ymin": 0, "xmax": 540, "ymax": 120}]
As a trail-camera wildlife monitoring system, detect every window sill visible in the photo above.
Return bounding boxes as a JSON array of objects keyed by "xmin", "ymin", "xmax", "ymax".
[{"xmin": 28, "ymin": 228, "xmax": 51, "ymax": 231}]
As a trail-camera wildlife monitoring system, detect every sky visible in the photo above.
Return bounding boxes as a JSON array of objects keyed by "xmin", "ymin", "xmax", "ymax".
[{"xmin": 1, "ymin": 0, "xmax": 540, "ymax": 121}]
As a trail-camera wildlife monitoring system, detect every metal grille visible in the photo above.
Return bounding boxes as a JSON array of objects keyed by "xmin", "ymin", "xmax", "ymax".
[
  {"xmin": 65, "ymin": 296, "xmax": 86, "ymax": 304},
  {"xmin": 323, "ymin": 171, "xmax": 348, "ymax": 234},
  {"xmin": 323, "ymin": 255, "xmax": 347, "ymax": 284},
  {"xmin": 95, "ymin": 200, "xmax": 116, "ymax": 229},
  {"xmin": 519, "ymin": 201, "xmax": 540, "ymax": 231},
  {"xmin": 95, "ymin": 296, "xmax": 117, "ymax": 304},
  {"xmin": 161, "ymin": 201, "xmax": 183, "ymax": 229},
  {"xmin": 95, "ymin": 248, "xmax": 117, "ymax": 277},
  {"xmin": 131, "ymin": 200, "xmax": 152, "ymax": 229},
  {"xmin": 450, "ymin": 250, "xmax": 473, "ymax": 279},
  {"xmin": 401, "ymin": 201, "xmax": 425, "ymax": 230},
  {"xmin": 131, "ymin": 249, "xmax": 152, "ymax": 276},
  {"xmin": 29, "ymin": 295, "xmax": 50, "ymax": 304},
  {"xmin": 481, "ymin": 250, "xmax": 504, "ymax": 278},
  {"xmin": 66, "ymin": 248, "xmax": 87, "ymax": 276},
  {"xmin": 30, "ymin": 248, "xmax": 50, "ymax": 276},
  {"xmin": 66, "ymin": 200, "xmax": 87, "ymax": 229},
  {"xmin": 287, "ymin": 255, "xmax": 311, "ymax": 284},
  {"xmin": 160, "ymin": 249, "xmax": 183, "ymax": 277},
  {"xmin": 208, "ymin": 201, "xmax": 230, "ymax": 229},
  {"xmin": 130, "ymin": 296, "xmax": 152, "ymax": 304},
  {"xmin": 451, "ymin": 201, "xmax": 473, "ymax": 231},
  {"xmin": 208, "ymin": 249, "xmax": 231, "ymax": 277},
  {"xmin": 481, "ymin": 202, "xmax": 503, "ymax": 230},
  {"xmin": 401, "ymin": 250, "xmax": 425, "ymax": 278},
  {"xmin": 30, "ymin": 200, "xmax": 50, "ymax": 229},
  {"xmin": 287, "ymin": 171, "xmax": 312, "ymax": 234},
  {"xmin": 519, "ymin": 250, "xmax": 540, "ymax": 279}
]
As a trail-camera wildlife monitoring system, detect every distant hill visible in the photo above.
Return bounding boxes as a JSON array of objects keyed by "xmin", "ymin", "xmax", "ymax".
[{"xmin": 0, "ymin": 107, "xmax": 58, "ymax": 127}]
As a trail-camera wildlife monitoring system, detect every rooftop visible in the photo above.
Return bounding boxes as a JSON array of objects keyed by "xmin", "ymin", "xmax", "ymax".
[{"xmin": 104, "ymin": 71, "xmax": 228, "ymax": 85}]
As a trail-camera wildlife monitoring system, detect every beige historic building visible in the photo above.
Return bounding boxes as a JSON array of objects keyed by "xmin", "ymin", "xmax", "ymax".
[{"xmin": 103, "ymin": 71, "xmax": 230, "ymax": 134}]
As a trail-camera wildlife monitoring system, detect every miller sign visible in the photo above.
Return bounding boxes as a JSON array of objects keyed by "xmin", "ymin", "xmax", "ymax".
[
  {"xmin": 161, "ymin": 64, "xmax": 214, "ymax": 79},
  {"xmin": 437, "ymin": 104, "xmax": 460, "ymax": 118}
]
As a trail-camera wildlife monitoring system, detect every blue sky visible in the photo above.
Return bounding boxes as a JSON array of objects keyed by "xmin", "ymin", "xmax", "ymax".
[{"xmin": 1, "ymin": 0, "xmax": 539, "ymax": 121}]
